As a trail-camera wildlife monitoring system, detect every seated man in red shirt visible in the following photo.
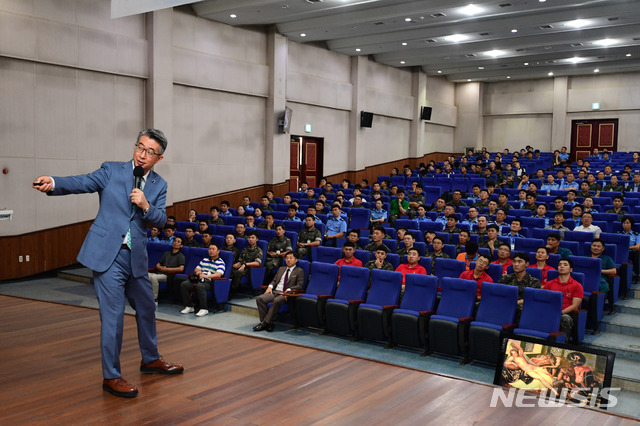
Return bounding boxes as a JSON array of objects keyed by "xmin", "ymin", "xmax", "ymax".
[
  {"xmin": 459, "ymin": 254, "xmax": 493, "ymax": 300},
  {"xmin": 334, "ymin": 241, "xmax": 363, "ymax": 279},
  {"xmin": 491, "ymin": 242, "xmax": 512, "ymax": 274},
  {"xmin": 542, "ymin": 258, "xmax": 583, "ymax": 344},
  {"xmin": 395, "ymin": 247, "xmax": 427, "ymax": 291}
]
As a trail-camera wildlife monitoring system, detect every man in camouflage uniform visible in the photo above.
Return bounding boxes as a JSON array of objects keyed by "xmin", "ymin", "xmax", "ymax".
[
  {"xmin": 498, "ymin": 252, "xmax": 541, "ymax": 320},
  {"xmin": 295, "ymin": 214, "xmax": 322, "ymax": 260},
  {"xmin": 365, "ymin": 247, "xmax": 394, "ymax": 272},
  {"xmin": 231, "ymin": 232, "xmax": 263, "ymax": 293},
  {"xmin": 364, "ymin": 226, "xmax": 391, "ymax": 253},
  {"xmin": 222, "ymin": 233, "xmax": 240, "ymax": 264},
  {"xmin": 265, "ymin": 224, "xmax": 293, "ymax": 279}
]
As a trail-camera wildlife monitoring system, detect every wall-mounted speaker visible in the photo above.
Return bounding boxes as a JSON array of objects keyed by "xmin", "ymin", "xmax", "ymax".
[
  {"xmin": 420, "ymin": 106, "xmax": 432, "ymax": 121},
  {"xmin": 360, "ymin": 111, "xmax": 373, "ymax": 128}
]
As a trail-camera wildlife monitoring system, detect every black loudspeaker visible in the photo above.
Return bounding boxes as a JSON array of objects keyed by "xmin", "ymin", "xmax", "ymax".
[
  {"xmin": 361, "ymin": 111, "xmax": 373, "ymax": 128},
  {"xmin": 420, "ymin": 106, "xmax": 432, "ymax": 120}
]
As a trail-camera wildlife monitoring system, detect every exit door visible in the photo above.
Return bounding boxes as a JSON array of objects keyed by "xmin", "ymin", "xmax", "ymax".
[
  {"xmin": 290, "ymin": 136, "xmax": 323, "ymax": 192},
  {"xmin": 570, "ymin": 119, "xmax": 618, "ymax": 161}
]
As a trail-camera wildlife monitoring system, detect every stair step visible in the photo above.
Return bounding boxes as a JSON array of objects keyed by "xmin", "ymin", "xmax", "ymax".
[
  {"xmin": 612, "ymin": 358, "xmax": 640, "ymax": 393},
  {"xmin": 57, "ymin": 267, "xmax": 92, "ymax": 284},
  {"xmin": 586, "ymin": 332, "xmax": 640, "ymax": 362},
  {"xmin": 601, "ymin": 313, "xmax": 640, "ymax": 337},
  {"xmin": 226, "ymin": 297, "xmax": 259, "ymax": 317},
  {"xmin": 614, "ymin": 298, "xmax": 640, "ymax": 315}
]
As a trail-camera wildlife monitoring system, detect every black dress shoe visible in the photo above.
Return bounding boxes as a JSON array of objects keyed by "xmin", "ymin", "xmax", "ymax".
[
  {"xmin": 266, "ymin": 323, "xmax": 275, "ymax": 332},
  {"xmin": 253, "ymin": 322, "xmax": 267, "ymax": 331}
]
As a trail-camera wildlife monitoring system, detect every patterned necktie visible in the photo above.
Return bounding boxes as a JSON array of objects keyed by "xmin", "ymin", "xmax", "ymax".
[
  {"xmin": 283, "ymin": 268, "xmax": 290, "ymax": 292},
  {"xmin": 125, "ymin": 176, "xmax": 145, "ymax": 249}
]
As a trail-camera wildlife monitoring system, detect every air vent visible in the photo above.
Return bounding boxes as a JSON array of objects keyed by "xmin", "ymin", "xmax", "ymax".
[
  {"xmin": 515, "ymin": 48, "xmax": 526, "ymax": 52},
  {"xmin": 499, "ymin": 3, "xmax": 512, "ymax": 7},
  {"xmin": 571, "ymin": 43, "xmax": 583, "ymax": 47},
  {"xmin": 306, "ymin": 0, "xmax": 323, "ymax": 3},
  {"xmin": 539, "ymin": 25, "xmax": 553, "ymax": 29},
  {"xmin": 374, "ymin": 21, "xmax": 386, "ymax": 25},
  {"xmin": 465, "ymin": 54, "xmax": 476, "ymax": 57},
  {"xmin": 545, "ymin": 60, "xmax": 556, "ymax": 64},
  {"xmin": 479, "ymin": 32, "xmax": 490, "ymax": 36},
  {"xmin": 431, "ymin": 13, "xmax": 446, "ymax": 18},
  {"xmin": 598, "ymin": 55, "xmax": 606, "ymax": 59},
  {"xmin": 608, "ymin": 17, "xmax": 619, "ymax": 21},
  {"xmin": 423, "ymin": 39, "xmax": 437, "ymax": 43},
  {"xmin": 634, "ymin": 37, "xmax": 640, "ymax": 41}
]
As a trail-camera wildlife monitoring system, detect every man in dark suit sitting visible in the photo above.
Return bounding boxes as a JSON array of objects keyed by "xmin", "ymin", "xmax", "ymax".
[{"xmin": 253, "ymin": 251, "xmax": 305, "ymax": 332}]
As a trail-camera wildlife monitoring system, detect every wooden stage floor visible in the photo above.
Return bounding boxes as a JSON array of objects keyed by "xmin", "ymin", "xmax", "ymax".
[{"xmin": 0, "ymin": 295, "xmax": 636, "ymax": 425}]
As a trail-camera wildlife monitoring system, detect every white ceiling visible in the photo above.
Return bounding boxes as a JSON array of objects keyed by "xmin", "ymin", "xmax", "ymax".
[{"xmin": 144, "ymin": 0, "xmax": 640, "ymax": 82}]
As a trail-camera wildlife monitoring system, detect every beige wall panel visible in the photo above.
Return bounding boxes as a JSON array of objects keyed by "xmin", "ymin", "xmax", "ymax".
[
  {"xmin": 367, "ymin": 60, "xmax": 412, "ymax": 97},
  {"xmin": 115, "ymin": 36, "xmax": 147, "ymax": 77},
  {"xmin": 0, "ymin": 59, "xmax": 35, "ymax": 158},
  {"xmin": 0, "ymin": 0, "xmax": 34, "ymax": 14},
  {"xmin": 363, "ymin": 116, "xmax": 411, "ymax": 166},
  {"xmin": 0, "ymin": 11, "xmax": 37, "ymax": 59},
  {"xmin": 484, "ymin": 115, "xmax": 553, "ymax": 152},
  {"xmin": 78, "ymin": 27, "xmax": 117, "ymax": 73},
  {"xmin": 34, "ymin": 158, "xmax": 80, "ymax": 231},
  {"xmin": 287, "ymin": 102, "xmax": 350, "ymax": 176},
  {"xmin": 484, "ymin": 91, "xmax": 553, "ymax": 115},
  {"xmin": 34, "ymin": 64, "xmax": 77, "ymax": 160},
  {"xmin": 288, "ymin": 41, "xmax": 350, "ymax": 83},
  {"xmin": 286, "ymin": 71, "xmax": 352, "ymax": 110},
  {"xmin": 424, "ymin": 123, "xmax": 455, "ymax": 154},
  {"xmin": 34, "ymin": 0, "xmax": 75, "ymax": 24},
  {"xmin": 77, "ymin": 71, "xmax": 115, "ymax": 161},
  {"xmin": 0, "ymin": 158, "xmax": 37, "ymax": 236},
  {"xmin": 365, "ymin": 87, "xmax": 413, "ymax": 120},
  {"xmin": 114, "ymin": 76, "xmax": 146, "ymax": 159}
]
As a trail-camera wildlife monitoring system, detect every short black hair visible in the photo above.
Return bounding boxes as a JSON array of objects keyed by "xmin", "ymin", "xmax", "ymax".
[
  {"xmin": 138, "ymin": 128, "xmax": 168, "ymax": 154},
  {"xmin": 512, "ymin": 252, "xmax": 529, "ymax": 263}
]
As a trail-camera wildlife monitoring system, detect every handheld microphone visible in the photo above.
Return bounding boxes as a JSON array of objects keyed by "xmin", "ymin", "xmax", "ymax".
[{"xmin": 133, "ymin": 166, "xmax": 144, "ymax": 190}]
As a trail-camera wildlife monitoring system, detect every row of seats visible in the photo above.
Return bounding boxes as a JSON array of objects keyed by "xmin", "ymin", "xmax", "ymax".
[{"xmin": 292, "ymin": 264, "xmax": 586, "ymax": 365}]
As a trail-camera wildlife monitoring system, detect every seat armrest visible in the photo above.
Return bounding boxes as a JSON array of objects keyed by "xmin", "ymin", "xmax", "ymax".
[
  {"xmin": 317, "ymin": 295, "xmax": 333, "ymax": 299},
  {"xmin": 502, "ymin": 323, "xmax": 517, "ymax": 331},
  {"xmin": 459, "ymin": 316, "xmax": 474, "ymax": 322},
  {"xmin": 419, "ymin": 310, "xmax": 436, "ymax": 317},
  {"xmin": 382, "ymin": 304, "xmax": 399, "ymax": 310},
  {"xmin": 349, "ymin": 299, "xmax": 365, "ymax": 305},
  {"xmin": 549, "ymin": 331, "xmax": 566, "ymax": 340}
]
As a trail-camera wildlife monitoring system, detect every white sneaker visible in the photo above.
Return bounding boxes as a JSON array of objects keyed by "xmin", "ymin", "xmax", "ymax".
[
  {"xmin": 180, "ymin": 307, "xmax": 194, "ymax": 314},
  {"xmin": 195, "ymin": 309, "xmax": 209, "ymax": 317}
]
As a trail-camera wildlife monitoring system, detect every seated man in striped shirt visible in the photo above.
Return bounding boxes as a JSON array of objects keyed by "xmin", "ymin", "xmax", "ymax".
[{"xmin": 179, "ymin": 243, "xmax": 226, "ymax": 317}]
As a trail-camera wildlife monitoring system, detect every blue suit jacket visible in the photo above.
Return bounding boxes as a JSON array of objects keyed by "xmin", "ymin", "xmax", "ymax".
[{"xmin": 50, "ymin": 161, "xmax": 167, "ymax": 277}]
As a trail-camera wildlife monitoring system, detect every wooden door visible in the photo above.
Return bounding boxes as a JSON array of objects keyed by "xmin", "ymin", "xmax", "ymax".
[
  {"xmin": 570, "ymin": 119, "xmax": 618, "ymax": 161},
  {"xmin": 289, "ymin": 136, "xmax": 323, "ymax": 192}
]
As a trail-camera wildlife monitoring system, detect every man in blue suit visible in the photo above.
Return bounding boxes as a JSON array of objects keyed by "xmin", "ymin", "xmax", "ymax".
[{"xmin": 33, "ymin": 129, "xmax": 183, "ymax": 398}]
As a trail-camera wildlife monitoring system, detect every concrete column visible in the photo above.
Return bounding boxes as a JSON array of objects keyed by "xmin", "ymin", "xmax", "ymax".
[
  {"xmin": 348, "ymin": 55, "xmax": 368, "ymax": 171},
  {"xmin": 551, "ymin": 76, "xmax": 569, "ymax": 151},
  {"xmin": 146, "ymin": 9, "xmax": 174, "ymax": 204},
  {"xmin": 410, "ymin": 68, "xmax": 427, "ymax": 158},
  {"xmin": 454, "ymin": 82, "xmax": 484, "ymax": 152},
  {"xmin": 265, "ymin": 26, "xmax": 289, "ymax": 185}
]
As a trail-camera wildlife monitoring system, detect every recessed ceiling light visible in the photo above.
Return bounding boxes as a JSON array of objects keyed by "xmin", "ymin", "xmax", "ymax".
[
  {"xmin": 461, "ymin": 4, "xmax": 483, "ymax": 16},
  {"xmin": 511, "ymin": 29, "xmax": 518, "ymax": 33},
  {"xmin": 355, "ymin": 48, "xmax": 361, "ymax": 52},
  {"xmin": 444, "ymin": 34, "xmax": 468, "ymax": 42},
  {"xmin": 548, "ymin": 72, "xmax": 554, "ymax": 76},
  {"xmin": 539, "ymin": 0, "xmax": 546, "ymax": 2},
  {"xmin": 507, "ymin": 76, "xmax": 511, "ymax": 78},
  {"xmin": 478, "ymin": 66, "xmax": 484, "ymax": 69},
  {"xmin": 437, "ymin": 70, "xmax": 442, "ymax": 73},
  {"xmin": 467, "ymin": 79, "xmax": 472, "ymax": 82},
  {"xmin": 566, "ymin": 57, "xmax": 586, "ymax": 64},
  {"xmin": 594, "ymin": 68, "xmax": 600, "ymax": 73},
  {"xmin": 405, "ymin": 17, "xmax": 412, "ymax": 22},
  {"xmin": 400, "ymin": 61, "xmax": 406, "ymax": 64},
  {"xmin": 402, "ymin": 42, "xmax": 408, "ymax": 46},
  {"xmin": 626, "ymin": 53, "xmax": 632, "ymax": 57},
  {"xmin": 524, "ymin": 62, "xmax": 529, "ymax": 66},
  {"xmin": 300, "ymin": 33, "xmax": 306, "ymax": 37},
  {"xmin": 485, "ymin": 50, "xmax": 506, "ymax": 57},
  {"xmin": 230, "ymin": 14, "xmax": 237, "ymax": 18},
  {"xmin": 566, "ymin": 19, "xmax": 590, "ymax": 28},
  {"xmin": 595, "ymin": 39, "xmax": 618, "ymax": 46}
]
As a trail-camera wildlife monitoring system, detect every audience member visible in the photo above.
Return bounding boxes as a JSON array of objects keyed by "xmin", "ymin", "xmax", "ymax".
[
  {"xmin": 179, "ymin": 243, "xmax": 225, "ymax": 317},
  {"xmin": 148, "ymin": 236, "xmax": 186, "ymax": 305},
  {"xmin": 542, "ymin": 258, "xmax": 583, "ymax": 343},
  {"xmin": 395, "ymin": 248, "xmax": 427, "ymax": 290},
  {"xmin": 253, "ymin": 251, "xmax": 305, "ymax": 332},
  {"xmin": 491, "ymin": 242, "xmax": 512, "ymax": 274},
  {"xmin": 573, "ymin": 211, "xmax": 602, "ymax": 237},
  {"xmin": 459, "ymin": 254, "xmax": 493, "ymax": 300},
  {"xmin": 230, "ymin": 232, "xmax": 263, "ymax": 294},
  {"xmin": 529, "ymin": 246, "xmax": 556, "ymax": 286},
  {"xmin": 365, "ymin": 247, "xmax": 394, "ymax": 271},
  {"xmin": 295, "ymin": 215, "xmax": 322, "ymax": 259},
  {"xmin": 264, "ymin": 224, "xmax": 293, "ymax": 279}
]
